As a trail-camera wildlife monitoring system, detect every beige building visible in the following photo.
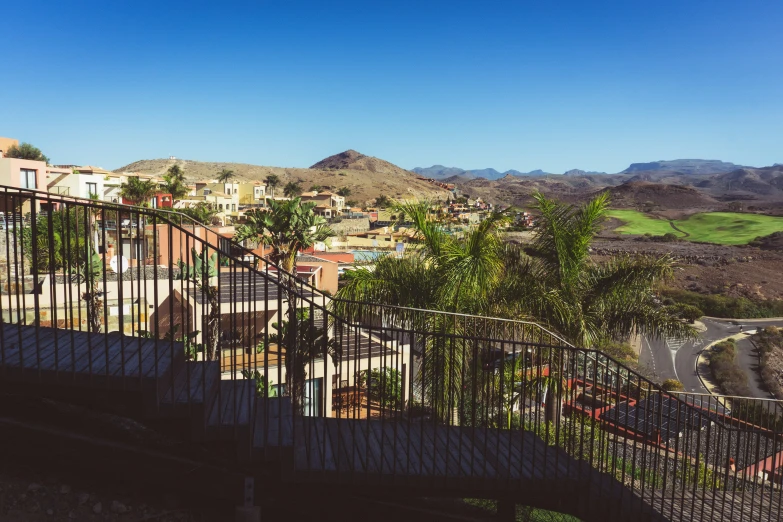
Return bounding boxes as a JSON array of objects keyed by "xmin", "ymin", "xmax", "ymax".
[
  {"xmin": 300, "ymin": 191, "xmax": 345, "ymax": 216},
  {"xmin": 0, "ymin": 137, "xmax": 20, "ymax": 157},
  {"xmin": 237, "ymin": 182, "xmax": 266, "ymax": 206}
]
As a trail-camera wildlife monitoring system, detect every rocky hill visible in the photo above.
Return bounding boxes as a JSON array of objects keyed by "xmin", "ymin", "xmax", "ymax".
[
  {"xmin": 116, "ymin": 151, "xmax": 450, "ymax": 204},
  {"xmin": 598, "ymin": 181, "xmax": 719, "ymax": 210}
]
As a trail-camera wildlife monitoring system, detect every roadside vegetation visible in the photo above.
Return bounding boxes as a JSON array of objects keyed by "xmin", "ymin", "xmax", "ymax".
[
  {"xmin": 708, "ymin": 339, "xmax": 751, "ymax": 397},
  {"xmin": 752, "ymin": 326, "xmax": 783, "ymax": 399},
  {"xmin": 606, "ymin": 209, "xmax": 783, "ymax": 245},
  {"xmin": 662, "ymin": 289, "xmax": 783, "ymax": 319}
]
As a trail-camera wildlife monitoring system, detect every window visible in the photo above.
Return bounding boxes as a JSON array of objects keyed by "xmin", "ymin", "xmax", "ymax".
[
  {"xmin": 218, "ymin": 204, "xmax": 223, "ymax": 210},
  {"xmin": 86, "ymin": 182, "xmax": 98, "ymax": 197},
  {"xmin": 203, "ymin": 188, "xmax": 211, "ymax": 195},
  {"xmin": 20, "ymin": 169, "xmax": 36, "ymax": 189},
  {"xmin": 232, "ymin": 204, "xmax": 236, "ymax": 211}
]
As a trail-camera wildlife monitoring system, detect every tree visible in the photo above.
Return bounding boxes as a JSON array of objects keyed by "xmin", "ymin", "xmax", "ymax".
[
  {"xmin": 177, "ymin": 202, "xmax": 218, "ymax": 225},
  {"xmin": 335, "ymin": 200, "xmax": 509, "ymax": 419},
  {"xmin": 78, "ymin": 250, "xmax": 104, "ymax": 334},
  {"xmin": 336, "ymin": 193, "xmax": 696, "ymax": 424},
  {"xmin": 234, "ymin": 198, "xmax": 334, "ymax": 274},
  {"xmin": 265, "ymin": 174, "xmax": 280, "ymax": 198},
  {"xmin": 233, "ymin": 198, "xmax": 335, "ymax": 413},
  {"xmin": 309, "ymin": 185, "xmax": 322, "ymax": 192},
  {"xmin": 265, "ymin": 308, "xmax": 340, "ymax": 414},
  {"xmin": 163, "ymin": 165, "xmax": 189, "ymax": 200},
  {"xmin": 217, "ymin": 169, "xmax": 235, "ymax": 184},
  {"xmin": 120, "ymin": 176, "xmax": 158, "ymax": 207},
  {"xmin": 175, "ymin": 248, "xmax": 220, "ymax": 360},
  {"xmin": 283, "ymin": 181, "xmax": 302, "ymax": 198},
  {"xmin": 374, "ymin": 195, "xmax": 391, "ymax": 208},
  {"xmin": 337, "ymin": 187, "xmax": 352, "ymax": 197},
  {"xmin": 3, "ymin": 142, "xmax": 49, "ymax": 164},
  {"xmin": 501, "ymin": 192, "xmax": 695, "ymax": 348}
]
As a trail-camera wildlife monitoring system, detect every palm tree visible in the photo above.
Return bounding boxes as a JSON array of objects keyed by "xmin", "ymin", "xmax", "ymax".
[
  {"xmin": 234, "ymin": 198, "xmax": 333, "ymax": 273},
  {"xmin": 336, "ymin": 200, "xmax": 509, "ymax": 420},
  {"xmin": 217, "ymin": 169, "xmax": 235, "ymax": 184},
  {"xmin": 283, "ymin": 182, "xmax": 302, "ymax": 198},
  {"xmin": 162, "ymin": 165, "xmax": 188, "ymax": 200},
  {"xmin": 501, "ymin": 192, "xmax": 695, "ymax": 348},
  {"xmin": 498, "ymin": 192, "xmax": 696, "ymax": 425},
  {"xmin": 265, "ymin": 174, "xmax": 280, "ymax": 198},
  {"xmin": 336, "ymin": 193, "xmax": 695, "ymax": 425},
  {"xmin": 119, "ymin": 177, "xmax": 158, "ymax": 207},
  {"xmin": 233, "ymin": 198, "xmax": 335, "ymax": 414}
]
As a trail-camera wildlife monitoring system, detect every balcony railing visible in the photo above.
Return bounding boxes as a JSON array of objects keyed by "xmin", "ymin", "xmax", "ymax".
[{"xmin": 0, "ymin": 185, "xmax": 781, "ymax": 521}]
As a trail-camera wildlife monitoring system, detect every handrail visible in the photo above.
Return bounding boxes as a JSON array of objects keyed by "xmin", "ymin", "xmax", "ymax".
[{"xmin": 2, "ymin": 185, "xmax": 575, "ymax": 347}]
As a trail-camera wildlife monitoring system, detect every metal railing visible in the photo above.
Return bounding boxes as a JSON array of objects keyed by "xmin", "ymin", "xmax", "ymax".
[{"xmin": 0, "ymin": 186, "xmax": 781, "ymax": 521}]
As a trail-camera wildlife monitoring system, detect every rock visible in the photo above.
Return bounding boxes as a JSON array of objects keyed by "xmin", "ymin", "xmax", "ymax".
[
  {"xmin": 111, "ymin": 500, "xmax": 128, "ymax": 514},
  {"xmin": 28, "ymin": 483, "xmax": 42, "ymax": 493},
  {"xmin": 59, "ymin": 485, "xmax": 71, "ymax": 494},
  {"xmin": 78, "ymin": 493, "xmax": 90, "ymax": 505},
  {"xmin": 92, "ymin": 502, "xmax": 102, "ymax": 514}
]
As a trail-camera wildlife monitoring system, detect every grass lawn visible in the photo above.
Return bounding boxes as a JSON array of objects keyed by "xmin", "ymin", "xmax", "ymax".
[
  {"xmin": 605, "ymin": 210, "xmax": 684, "ymax": 237},
  {"xmin": 606, "ymin": 210, "xmax": 783, "ymax": 245}
]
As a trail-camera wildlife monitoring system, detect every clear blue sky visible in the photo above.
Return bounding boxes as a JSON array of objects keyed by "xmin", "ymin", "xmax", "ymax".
[{"xmin": 2, "ymin": 0, "xmax": 781, "ymax": 173}]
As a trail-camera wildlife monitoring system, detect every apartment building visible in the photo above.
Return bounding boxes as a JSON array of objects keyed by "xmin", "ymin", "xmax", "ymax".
[
  {"xmin": 47, "ymin": 165, "xmax": 106, "ymax": 199},
  {"xmin": 237, "ymin": 182, "xmax": 266, "ymax": 206}
]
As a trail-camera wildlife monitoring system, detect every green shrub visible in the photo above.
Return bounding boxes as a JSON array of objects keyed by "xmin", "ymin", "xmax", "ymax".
[
  {"xmin": 662, "ymin": 289, "xmax": 783, "ymax": 319},
  {"xmin": 662, "ymin": 379, "xmax": 685, "ymax": 392},
  {"xmin": 709, "ymin": 339, "xmax": 751, "ymax": 396}
]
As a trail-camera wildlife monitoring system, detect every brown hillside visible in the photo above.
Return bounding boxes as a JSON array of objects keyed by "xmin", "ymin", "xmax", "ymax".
[
  {"xmin": 115, "ymin": 151, "xmax": 449, "ymax": 205},
  {"xmin": 596, "ymin": 181, "xmax": 719, "ymax": 210},
  {"xmin": 310, "ymin": 149, "xmax": 412, "ymax": 177}
]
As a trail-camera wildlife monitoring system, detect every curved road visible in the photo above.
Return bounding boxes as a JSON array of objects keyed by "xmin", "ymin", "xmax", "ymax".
[{"xmin": 638, "ymin": 317, "xmax": 783, "ymax": 395}]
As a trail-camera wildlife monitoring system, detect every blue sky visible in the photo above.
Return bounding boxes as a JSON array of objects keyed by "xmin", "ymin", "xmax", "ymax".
[{"xmin": 2, "ymin": 0, "xmax": 781, "ymax": 173}]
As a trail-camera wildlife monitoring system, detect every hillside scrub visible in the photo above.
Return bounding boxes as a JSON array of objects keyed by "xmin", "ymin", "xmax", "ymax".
[
  {"xmin": 753, "ymin": 326, "xmax": 783, "ymax": 399},
  {"xmin": 663, "ymin": 289, "xmax": 783, "ymax": 319},
  {"xmin": 709, "ymin": 339, "xmax": 751, "ymax": 397}
]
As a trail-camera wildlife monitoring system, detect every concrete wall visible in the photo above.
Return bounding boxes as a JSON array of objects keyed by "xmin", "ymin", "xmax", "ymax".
[{"xmin": 330, "ymin": 217, "xmax": 370, "ymax": 235}]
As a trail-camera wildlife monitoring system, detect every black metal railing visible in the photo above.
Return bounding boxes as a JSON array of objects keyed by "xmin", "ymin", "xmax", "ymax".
[{"xmin": 0, "ymin": 186, "xmax": 781, "ymax": 521}]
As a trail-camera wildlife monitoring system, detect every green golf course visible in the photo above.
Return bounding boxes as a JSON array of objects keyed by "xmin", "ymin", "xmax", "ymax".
[{"xmin": 606, "ymin": 210, "xmax": 783, "ymax": 245}]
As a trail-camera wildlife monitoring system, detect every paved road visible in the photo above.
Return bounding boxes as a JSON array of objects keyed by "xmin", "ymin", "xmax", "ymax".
[{"xmin": 638, "ymin": 317, "xmax": 783, "ymax": 394}]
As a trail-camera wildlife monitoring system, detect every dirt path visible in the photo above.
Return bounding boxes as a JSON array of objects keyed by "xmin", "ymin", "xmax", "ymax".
[{"xmin": 669, "ymin": 220, "xmax": 690, "ymax": 237}]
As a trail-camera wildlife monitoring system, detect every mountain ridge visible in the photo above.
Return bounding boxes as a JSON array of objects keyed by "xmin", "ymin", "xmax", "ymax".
[
  {"xmin": 115, "ymin": 150, "xmax": 451, "ymax": 204},
  {"xmin": 415, "ymin": 159, "xmax": 757, "ymax": 180}
]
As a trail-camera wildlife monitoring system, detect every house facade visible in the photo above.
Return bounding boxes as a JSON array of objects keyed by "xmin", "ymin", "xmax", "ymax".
[{"xmin": 237, "ymin": 182, "xmax": 266, "ymax": 206}]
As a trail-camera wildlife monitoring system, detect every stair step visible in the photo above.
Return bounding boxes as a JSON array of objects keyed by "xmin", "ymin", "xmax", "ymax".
[
  {"xmin": 207, "ymin": 379, "xmax": 256, "ymax": 430},
  {"xmin": 253, "ymin": 397, "xmax": 294, "ymax": 449},
  {"xmin": 160, "ymin": 361, "xmax": 220, "ymax": 406}
]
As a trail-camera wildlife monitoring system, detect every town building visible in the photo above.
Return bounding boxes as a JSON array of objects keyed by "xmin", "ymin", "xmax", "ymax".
[{"xmin": 237, "ymin": 182, "xmax": 266, "ymax": 207}]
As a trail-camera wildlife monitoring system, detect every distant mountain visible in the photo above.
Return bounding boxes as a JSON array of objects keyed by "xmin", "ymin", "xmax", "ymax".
[
  {"xmin": 621, "ymin": 159, "xmax": 746, "ymax": 175},
  {"xmin": 413, "ymin": 165, "xmax": 552, "ymax": 180},
  {"xmin": 563, "ymin": 169, "xmax": 607, "ymax": 177}
]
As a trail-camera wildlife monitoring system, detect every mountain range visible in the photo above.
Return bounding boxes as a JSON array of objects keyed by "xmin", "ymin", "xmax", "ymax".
[{"xmin": 413, "ymin": 159, "xmax": 751, "ymax": 180}]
